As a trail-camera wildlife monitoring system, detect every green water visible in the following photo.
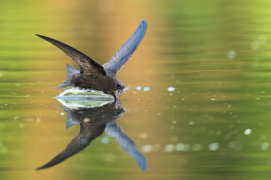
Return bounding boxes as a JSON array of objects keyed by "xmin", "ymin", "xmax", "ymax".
[{"xmin": 1, "ymin": 0, "xmax": 271, "ymax": 179}]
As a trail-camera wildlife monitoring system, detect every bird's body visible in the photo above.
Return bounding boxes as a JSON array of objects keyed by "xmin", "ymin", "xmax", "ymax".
[
  {"xmin": 63, "ymin": 64, "xmax": 119, "ymax": 98},
  {"xmin": 36, "ymin": 20, "xmax": 147, "ymax": 99}
]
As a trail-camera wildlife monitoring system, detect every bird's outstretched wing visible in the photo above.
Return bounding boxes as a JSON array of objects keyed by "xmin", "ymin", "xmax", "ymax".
[
  {"xmin": 36, "ymin": 34, "xmax": 106, "ymax": 76},
  {"xmin": 105, "ymin": 123, "xmax": 147, "ymax": 171},
  {"xmin": 36, "ymin": 123, "xmax": 106, "ymax": 170},
  {"xmin": 36, "ymin": 130, "xmax": 90, "ymax": 170},
  {"xmin": 103, "ymin": 20, "xmax": 147, "ymax": 75}
]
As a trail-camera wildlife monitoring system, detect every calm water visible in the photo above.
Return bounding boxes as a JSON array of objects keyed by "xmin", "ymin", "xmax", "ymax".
[{"xmin": 1, "ymin": 0, "xmax": 271, "ymax": 179}]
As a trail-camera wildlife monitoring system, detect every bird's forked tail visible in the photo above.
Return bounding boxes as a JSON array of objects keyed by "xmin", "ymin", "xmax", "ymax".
[{"xmin": 53, "ymin": 63, "xmax": 79, "ymax": 89}]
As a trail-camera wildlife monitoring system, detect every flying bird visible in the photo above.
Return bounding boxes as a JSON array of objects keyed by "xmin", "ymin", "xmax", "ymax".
[{"xmin": 36, "ymin": 20, "xmax": 147, "ymax": 99}]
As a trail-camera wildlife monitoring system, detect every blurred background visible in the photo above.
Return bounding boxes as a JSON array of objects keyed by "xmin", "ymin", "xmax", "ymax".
[{"xmin": 1, "ymin": 0, "xmax": 271, "ymax": 179}]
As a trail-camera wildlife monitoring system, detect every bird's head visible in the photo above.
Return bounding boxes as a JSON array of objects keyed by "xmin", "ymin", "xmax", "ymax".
[{"xmin": 107, "ymin": 76, "xmax": 126, "ymax": 99}]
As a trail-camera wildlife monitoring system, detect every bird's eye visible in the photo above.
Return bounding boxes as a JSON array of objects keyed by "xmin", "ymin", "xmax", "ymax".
[
  {"xmin": 115, "ymin": 111, "xmax": 120, "ymax": 115},
  {"xmin": 115, "ymin": 84, "xmax": 120, "ymax": 88}
]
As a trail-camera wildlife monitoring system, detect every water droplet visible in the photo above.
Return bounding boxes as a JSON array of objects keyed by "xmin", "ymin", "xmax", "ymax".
[
  {"xmin": 136, "ymin": 86, "xmax": 142, "ymax": 90},
  {"xmin": 261, "ymin": 142, "xmax": 269, "ymax": 150},
  {"xmin": 143, "ymin": 87, "xmax": 150, "ymax": 91},
  {"xmin": 165, "ymin": 144, "xmax": 175, "ymax": 152},
  {"xmin": 168, "ymin": 87, "xmax": 175, "ymax": 92},
  {"xmin": 244, "ymin": 129, "xmax": 251, "ymax": 135},
  {"xmin": 176, "ymin": 143, "xmax": 184, "ymax": 151},
  {"xmin": 141, "ymin": 145, "xmax": 152, "ymax": 152},
  {"xmin": 101, "ymin": 137, "xmax": 110, "ymax": 144},
  {"xmin": 227, "ymin": 50, "xmax": 236, "ymax": 59},
  {"xmin": 209, "ymin": 143, "xmax": 219, "ymax": 151},
  {"xmin": 123, "ymin": 87, "xmax": 129, "ymax": 91},
  {"xmin": 61, "ymin": 112, "xmax": 65, "ymax": 116}
]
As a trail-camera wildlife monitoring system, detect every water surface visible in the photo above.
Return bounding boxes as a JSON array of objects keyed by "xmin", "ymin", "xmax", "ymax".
[{"xmin": 1, "ymin": 0, "xmax": 271, "ymax": 180}]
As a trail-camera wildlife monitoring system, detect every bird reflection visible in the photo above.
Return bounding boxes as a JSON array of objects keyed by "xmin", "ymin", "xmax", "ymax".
[{"xmin": 36, "ymin": 100, "xmax": 147, "ymax": 171}]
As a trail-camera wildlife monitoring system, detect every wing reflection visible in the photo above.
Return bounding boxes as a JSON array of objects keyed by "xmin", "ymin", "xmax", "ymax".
[
  {"xmin": 36, "ymin": 100, "xmax": 147, "ymax": 171},
  {"xmin": 106, "ymin": 122, "xmax": 147, "ymax": 171}
]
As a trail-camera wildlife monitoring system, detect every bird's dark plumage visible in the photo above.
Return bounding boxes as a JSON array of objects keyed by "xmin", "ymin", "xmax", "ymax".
[
  {"xmin": 36, "ymin": 20, "xmax": 147, "ymax": 99},
  {"xmin": 35, "ymin": 123, "xmax": 105, "ymax": 170},
  {"xmin": 36, "ymin": 101, "xmax": 147, "ymax": 171}
]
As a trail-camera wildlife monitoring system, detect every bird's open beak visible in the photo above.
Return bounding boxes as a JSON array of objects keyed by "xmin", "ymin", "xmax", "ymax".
[
  {"xmin": 114, "ymin": 100, "xmax": 126, "ymax": 112},
  {"xmin": 115, "ymin": 100, "xmax": 121, "ymax": 109},
  {"xmin": 115, "ymin": 90, "xmax": 122, "ymax": 99},
  {"xmin": 123, "ymin": 86, "xmax": 129, "ymax": 92}
]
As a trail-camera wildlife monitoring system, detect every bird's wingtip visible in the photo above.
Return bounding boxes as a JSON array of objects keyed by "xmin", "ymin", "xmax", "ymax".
[
  {"xmin": 142, "ymin": 167, "xmax": 147, "ymax": 171},
  {"xmin": 140, "ymin": 20, "xmax": 147, "ymax": 29},
  {"xmin": 141, "ymin": 19, "xmax": 147, "ymax": 24},
  {"xmin": 139, "ymin": 162, "xmax": 147, "ymax": 171},
  {"xmin": 35, "ymin": 34, "xmax": 48, "ymax": 39},
  {"xmin": 35, "ymin": 166, "xmax": 44, "ymax": 171}
]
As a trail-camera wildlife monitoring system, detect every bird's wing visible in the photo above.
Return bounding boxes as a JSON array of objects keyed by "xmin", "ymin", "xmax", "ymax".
[
  {"xmin": 36, "ymin": 34, "xmax": 106, "ymax": 76},
  {"xmin": 103, "ymin": 20, "xmax": 147, "ymax": 75},
  {"xmin": 36, "ymin": 131, "xmax": 90, "ymax": 170},
  {"xmin": 36, "ymin": 123, "xmax": 106, "ymax": 170},
  {"xmin": 105, "ymin": 123, "xmax": 147, "ymax": 171}
]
